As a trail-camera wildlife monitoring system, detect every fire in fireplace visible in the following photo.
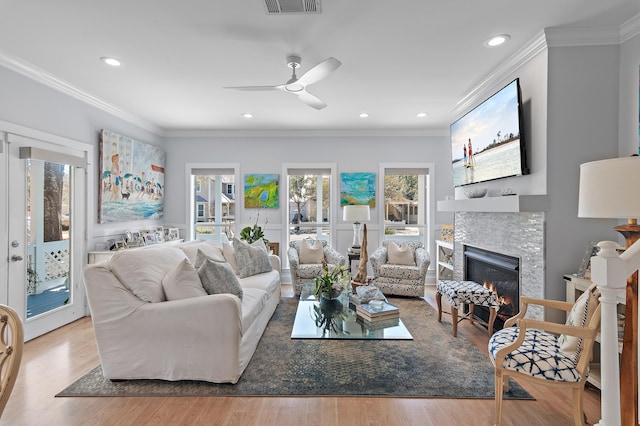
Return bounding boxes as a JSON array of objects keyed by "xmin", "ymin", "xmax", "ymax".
[{"xmin": 464, "ymin": 246, "xmax": 520, "ymax": 330}]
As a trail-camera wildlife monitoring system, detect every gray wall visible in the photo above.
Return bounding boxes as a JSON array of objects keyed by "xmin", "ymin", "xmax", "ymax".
[{"xmin": 0, "ymin": 27, "xmax": 638, "ymax": 302}]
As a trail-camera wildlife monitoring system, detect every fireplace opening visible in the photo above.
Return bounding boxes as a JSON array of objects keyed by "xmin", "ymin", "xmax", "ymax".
[{"xmin": 464, "ymin": 246, "xmax": 520, "ymax": 330}]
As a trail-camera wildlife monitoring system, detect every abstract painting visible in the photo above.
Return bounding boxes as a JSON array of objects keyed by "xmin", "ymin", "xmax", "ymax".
[
  {"xmin": 244, "ymin": 174, "xmax": 279, "ymax": 208},
  {"xmin": 98, "ymin": 129, "xmax": 165, "ymax": 223},
  {"xmin": 340, "ymin": 172, "xmax": 376, "ymax": 206}
]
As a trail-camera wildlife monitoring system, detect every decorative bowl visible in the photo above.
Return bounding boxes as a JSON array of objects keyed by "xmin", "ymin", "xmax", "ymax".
[{"xmin": 464, "ymin": 188, "xmax": 488, "ymax": 198}]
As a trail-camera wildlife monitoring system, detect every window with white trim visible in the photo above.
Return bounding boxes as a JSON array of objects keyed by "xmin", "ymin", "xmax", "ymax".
[{"xmin": 382, "ymin": 166, "xmax": 429, "ymax": 242}]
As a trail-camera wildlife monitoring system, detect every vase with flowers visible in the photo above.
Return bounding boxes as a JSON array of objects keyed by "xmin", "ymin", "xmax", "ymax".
[{"xmin": 314, "ymin": 259, "xmax": 351, "ymax": 300}]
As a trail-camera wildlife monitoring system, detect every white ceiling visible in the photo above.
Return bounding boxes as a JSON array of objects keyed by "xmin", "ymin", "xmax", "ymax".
[{"xmin": 0, "ymin": 0, "xmax": 638, "ymax": 135}]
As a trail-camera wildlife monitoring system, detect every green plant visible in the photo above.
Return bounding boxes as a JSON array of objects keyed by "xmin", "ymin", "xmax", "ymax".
[
  {"xmin": 27, "ymin": 263, "xmax": 40, "ymax": 294},
  {"xmin": 314, "ymin": 259, "xmax": 350, "ymax": 299},
  {"xmin": 240, "ymin": 209, "xmax": 269, "ymax": 246}
]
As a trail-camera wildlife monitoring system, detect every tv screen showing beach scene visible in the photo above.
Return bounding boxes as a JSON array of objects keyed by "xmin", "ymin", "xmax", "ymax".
[{"xmin": 450, "ymin": 79, "xmax": 526, "ymax": 187}]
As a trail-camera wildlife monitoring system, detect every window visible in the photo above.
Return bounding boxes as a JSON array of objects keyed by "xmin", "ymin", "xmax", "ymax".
[
  {"xmin": 381, "ymin": 166, "xmax": 430, "ymax": 243},
  {"xmin": 286, "ymin": 166, "xmax": 334, "ymax": 248},
  {"xmin": 189, "ymin": 165, "xmax": 238, "ymax": 242}
]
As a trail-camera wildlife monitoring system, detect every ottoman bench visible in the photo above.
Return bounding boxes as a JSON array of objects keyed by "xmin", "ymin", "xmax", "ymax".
[{"xmin": 436, "ymin": 279, "xmax": 499, "ymax": 337}]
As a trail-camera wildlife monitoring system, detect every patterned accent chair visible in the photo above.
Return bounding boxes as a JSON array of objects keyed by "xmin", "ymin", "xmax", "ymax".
[
  {"xmin": 369, "ymin": 240, "xmax": 430, "ymax": 297},
  {"xmin": 488, "ymin": 284, "xmax": 601, "ymax": 426},
  {"xmin": 288, "ymin": 240, "xmax": 347, "ymax": 296}
]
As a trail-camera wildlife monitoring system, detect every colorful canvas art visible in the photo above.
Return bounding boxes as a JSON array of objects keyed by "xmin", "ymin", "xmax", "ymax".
[
  {"xmin": 244, "ymin": 174, "xmax": 279, "ymax": 208},
  {"xmin": 98, "ymin": 129, "xmax": 165, "ymax": 223},
  {"xmin": 340, "ymin": 172, "xmax": 376, "ymax": 206}
]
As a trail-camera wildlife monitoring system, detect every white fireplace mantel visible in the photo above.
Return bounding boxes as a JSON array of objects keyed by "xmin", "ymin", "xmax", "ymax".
[{"xmin": 437, "ymin": 195, "xmax": 549, "ymax": 213}]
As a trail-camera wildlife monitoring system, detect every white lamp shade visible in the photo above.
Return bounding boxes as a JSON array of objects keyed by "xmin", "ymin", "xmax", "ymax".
[
  {"xmin": 578, "ymin": 156, "xmax": 640, "ymax": 219},
  {"xmin": 343, "ymin": 205, "xmax": 370, "ymax": 222}
]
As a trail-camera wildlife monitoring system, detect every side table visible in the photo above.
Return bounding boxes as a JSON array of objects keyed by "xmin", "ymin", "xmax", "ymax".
[{"xmin": 348, "ymin": 251, "xmax": 360, "ymax": 273}]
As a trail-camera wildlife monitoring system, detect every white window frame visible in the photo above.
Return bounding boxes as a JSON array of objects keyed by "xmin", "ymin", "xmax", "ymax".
[
  {"xmin": 186, "ymin": 163, "xmax": 239, "ymax": 241},
  {"xmin": 282, "ymin": 163, "xmax": 337, "ymax": 268},
  {"xmin": 378, "ymin": 163, "xmax": 435, "ymax": 252}
]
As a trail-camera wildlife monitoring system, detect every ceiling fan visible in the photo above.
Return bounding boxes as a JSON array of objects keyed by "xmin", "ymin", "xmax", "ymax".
[{"xmin": 224, "ymin": 55, "xmax": 341, "ymax": 110}]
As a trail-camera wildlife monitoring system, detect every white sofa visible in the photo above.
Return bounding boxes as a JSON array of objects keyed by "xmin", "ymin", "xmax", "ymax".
[{"xmin": 83, "ymin": 239, "xmax": 281, "ymax": 384}]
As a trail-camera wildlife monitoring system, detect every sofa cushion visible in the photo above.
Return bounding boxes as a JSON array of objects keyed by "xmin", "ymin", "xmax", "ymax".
[
  {"xmin": 108, "ymin": 246, "xmax": 188, "ymax": 303},
  {"xmin": 387, "ymin": 242, "xmax": 416, "ymax": 265},
  {"xmin": 198, "ymin": 257, "xmax": 243, "ymax": 299},
  {"xmin": 162, "ymin": 259, "xmax": 208, "ymax": 300},
  {"xmin": 180, "ymin": 241, "xmax": 225, "ymax": 264},
  {"xmin": 379, "ymin": 264, "xmax": 422, "ymax": 280},
  {"xmin": 240, "ymin": 287, "xmax": 269, "ymax": 331},
  {"xmin": 299, "ymin": 239, "xmax": 324, "ymax": 264},
  {"xmin": 233, "ymin": 238, "xmax": 273, "ymax": 278},
  {"xmin": 239, "ymin": 269, "xmax": 280, "ymax": 295}
]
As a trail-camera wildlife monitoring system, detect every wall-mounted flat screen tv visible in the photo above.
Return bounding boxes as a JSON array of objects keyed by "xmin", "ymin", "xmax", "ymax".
[{"xmin": 450, "ymin": 78, "xmax": 528, "ymax": 187}]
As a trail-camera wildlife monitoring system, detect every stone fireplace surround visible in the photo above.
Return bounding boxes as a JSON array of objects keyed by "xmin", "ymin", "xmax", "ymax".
[{"xmin": 453, "ymin": 211, "xmax": 546, "ymax": 321}]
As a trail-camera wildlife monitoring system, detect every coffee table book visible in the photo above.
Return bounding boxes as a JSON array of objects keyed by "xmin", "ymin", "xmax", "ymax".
[
  {"xmin": 356, "ymin": 301, "xmax": 400, "ymax": 322},
  {"xmin": 356, "ymin": 316, "xmax": 400, "ymax": 330}
]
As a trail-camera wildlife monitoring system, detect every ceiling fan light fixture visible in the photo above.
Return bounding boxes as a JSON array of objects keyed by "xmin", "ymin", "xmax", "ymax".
[
  {"xmin": 100, "ymin": 57, "xmax": 122, "ymax": 67},
  {"xmin": 484, "ymin": 34, "xmax": 510, "ymax": 47},
  {"xmin": 285, "ymin": 83, "xmax": 304, "ymax": 92}
]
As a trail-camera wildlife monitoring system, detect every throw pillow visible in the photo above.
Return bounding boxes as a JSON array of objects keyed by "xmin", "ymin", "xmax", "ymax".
[
  {"xmin": 180, "ymin": 241, "xmax": 225, "ymax": 264},
  {"xmin": 299, "ymin": 240, "xmax": 324, "ymax": 264},
  {"xmin": 387, "ymin": 242, "xmax": 416, "ymax": 265},
  {"xmin": 559, "ymin": 284, "xmax": 599, "ymax": 362},
  {"xmin": 233, "ymin": 237, "xmax": 273, "ymax": 278},
  {"xmin": 162, "ymin": 259, "xmax": 207, "ymax": 300},
  {"xmin": 197, "ymin": 258, "xmax": 243, "ymax": 299},
  {"xmin": 222, "ymin": 242, "xmax": 240, "ymax": 275}
]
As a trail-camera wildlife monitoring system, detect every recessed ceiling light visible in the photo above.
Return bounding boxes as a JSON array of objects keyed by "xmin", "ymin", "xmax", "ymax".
[
  {"xmin": 100, "ymin": 57, "xmax": 122, "ymax": 67},
  {"xmin": 416, "ymin": 112, "xmax": 427, "ymax": 118},
  {"xmin": 484, "ymin": 34, "xmax": 510, "ymax": 47},
  {"xmin": 359, "ymin": 112, "xmax": 369, "ymax": 118},
  {"xmin": 242, "ymin": 113, "xmax": 253, "ymax": 119}
]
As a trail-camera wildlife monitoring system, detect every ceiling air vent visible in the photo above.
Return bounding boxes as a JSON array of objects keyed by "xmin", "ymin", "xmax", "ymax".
[{"xmin": 263, "ymin": 0, "xmax": 321, "ymax": 14}]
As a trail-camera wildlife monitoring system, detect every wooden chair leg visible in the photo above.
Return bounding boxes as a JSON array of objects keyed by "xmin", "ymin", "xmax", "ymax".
[
  {"xmin": 495, "ymin": 370, "xmax": 504, "ymax": 426},
  {"xmin": 572, "ymin": 386, "xmax": 585, "ymax": 426},
  {"xmin": 436, "ymin": 292, "xmax": 442, "ymax": 322},
  {"xmin": 468, "ymin": 303, "xmax": 475, "ymax": 325},
  {"xmin": 488, "ymin": 307, "xmax": 497, "ymax": 336},
  {"xmin": 451, "ymin": 306, "xmax": 458, "ymax": 337}
]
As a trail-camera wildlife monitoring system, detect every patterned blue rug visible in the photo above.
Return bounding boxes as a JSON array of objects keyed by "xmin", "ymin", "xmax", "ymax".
[{"xmin": 57, "ymin": 297, "xmax": 533, "ymax": 399}]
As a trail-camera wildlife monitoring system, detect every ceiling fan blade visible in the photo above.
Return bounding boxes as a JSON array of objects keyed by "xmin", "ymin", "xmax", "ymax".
[
  {"xmin": 297, "ymin": 90, "xmax": 327, "ymax": 110},
  {"xmin": 223, "ymin": 85, "xmax": 284, "ymax": 91},
  {"xmin": 296, "ymin": 57, "xmax": 341, "ymax": 86}
]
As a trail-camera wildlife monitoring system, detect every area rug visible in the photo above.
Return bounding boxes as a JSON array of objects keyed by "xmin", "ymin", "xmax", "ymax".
[{"xmin": 57, "ymin": 297, "xmax": 533, "ymax": 399}]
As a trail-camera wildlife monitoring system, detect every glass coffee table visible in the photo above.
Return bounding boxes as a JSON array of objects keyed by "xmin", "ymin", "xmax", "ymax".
[{"xmin": 290, "ymin": 285, "xmax": 413, "ymax": 340}]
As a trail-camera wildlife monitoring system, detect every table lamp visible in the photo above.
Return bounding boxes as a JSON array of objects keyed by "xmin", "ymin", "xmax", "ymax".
[
  {"xmin": 343, "ymin": 205, "xmax": 370, "ymax": 251},
  {"xmin": 579, "ymin": 155, "xmax": 640, "ymax": 426}
]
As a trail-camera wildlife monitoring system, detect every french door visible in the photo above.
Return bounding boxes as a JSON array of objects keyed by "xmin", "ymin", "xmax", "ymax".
[{"xmin": 5, "ymin": 132, "xmax": 88, "ymax": 341}]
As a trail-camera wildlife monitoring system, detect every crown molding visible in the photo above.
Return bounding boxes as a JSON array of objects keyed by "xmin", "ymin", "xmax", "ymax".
[
  {"xmin": 452, "ymin": 30, "xmax": 548, "ymax": 118},
  {"xmin": 621, "ymin": 13, "xmax": 640, "ymax": 43},
  {"xmin": 0, "ymin": 50, "xmax": 164, "ymax": 136},
  {"xmin": 162, "ymin": 128, "xmax": 450, "ymax": 139}
]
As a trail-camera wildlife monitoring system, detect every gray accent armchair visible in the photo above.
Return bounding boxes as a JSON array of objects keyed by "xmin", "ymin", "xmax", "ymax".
[
  {"xmin": 369, "ymin": 240, "xmax": 430, "ymax": 297},
  {"xmin": 288, "ymin": 240, "xmax": 347, "ymax": 296}
]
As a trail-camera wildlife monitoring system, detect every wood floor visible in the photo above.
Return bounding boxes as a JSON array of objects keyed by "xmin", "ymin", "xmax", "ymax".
[{"xmin": 1, "ymin": 285, "xmax": 602, "ymax": 426}]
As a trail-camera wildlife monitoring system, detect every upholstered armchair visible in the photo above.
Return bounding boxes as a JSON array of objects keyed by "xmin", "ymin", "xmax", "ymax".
[
  {"xmin": 288, "ymin": 239, "xmax": 347, "ymax": 296},
  {"xmin": 489, "ymin": 284, "xmax": 601, "ymax": 426},
  {"xmin": 369, "ymin": 240, "xmax": 430, "ymax": 297}
]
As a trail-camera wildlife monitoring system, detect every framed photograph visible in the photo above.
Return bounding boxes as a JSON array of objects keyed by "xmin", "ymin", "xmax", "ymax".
[
  {"xmin": 167, "ymin": 227, "xmax": 180, "ymax": 241},
  {"xmin": 141, "ymin": 230, "xmax": 157, "ymax": 245},
  {"xmin": 576, "ymin": 241, "xmax": 600, "ymax": 278},
  {"xmin": 155, "ymin": 227, "xmax": 165, "ymax": 243}
]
